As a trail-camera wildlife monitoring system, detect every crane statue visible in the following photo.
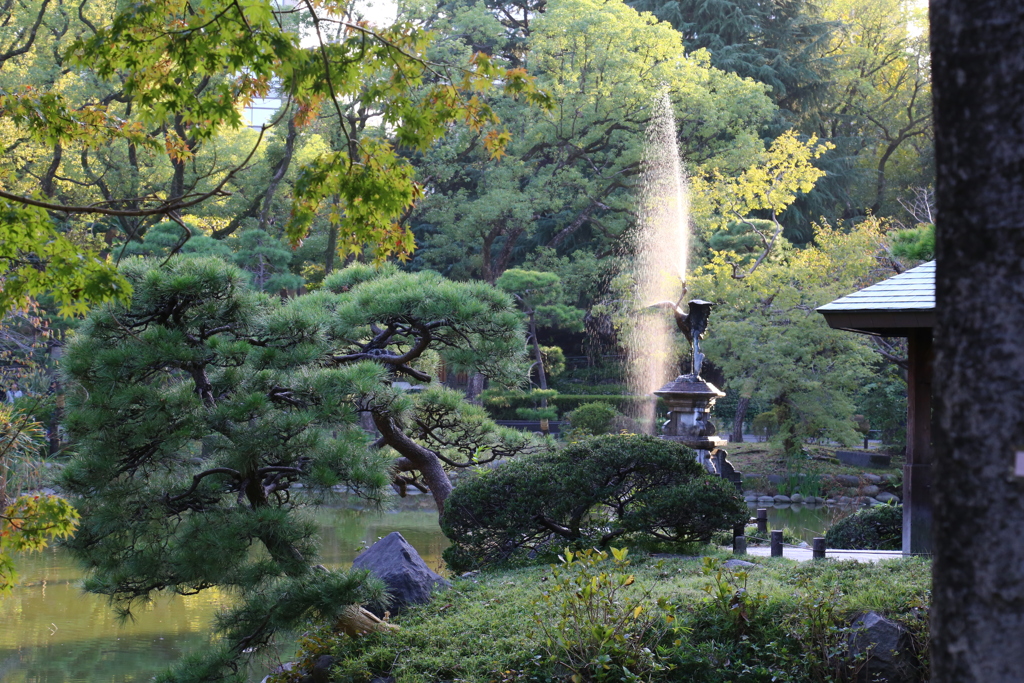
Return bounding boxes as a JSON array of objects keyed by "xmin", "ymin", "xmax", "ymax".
[
  {"xmin": 647, "ymin": 283, "xmax": 741, "ymax": 485},
  {"xmin": 648, "ymin": 281, "xmax": 714, "ymax": 378}
]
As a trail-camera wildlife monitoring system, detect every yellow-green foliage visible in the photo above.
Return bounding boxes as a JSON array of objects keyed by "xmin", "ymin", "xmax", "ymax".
[
  {"xmin": 690, "ymin": 220, "xmax": 887, "ymax": 453},
  {"xmin": 1, "ymin": 494, "xmax": 79, "ymax": 595}
]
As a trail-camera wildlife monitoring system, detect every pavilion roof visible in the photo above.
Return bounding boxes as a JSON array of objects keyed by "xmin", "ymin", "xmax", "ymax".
[{"xmin": 817, "ymin": 260, "xmax": 934, "ymax": 336}]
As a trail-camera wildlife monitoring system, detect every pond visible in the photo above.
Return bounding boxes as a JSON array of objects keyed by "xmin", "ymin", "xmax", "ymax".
[
  {"xmin": 756, "ymin": 504, "xmax": 843, "ymax": 543},
  {"xmin": 2, "ymin": 495, "xmax": 838, "ymax": 682},
  {"xmin": 1, "ymin": 495, "xmax": 446, "ymax": 683}
]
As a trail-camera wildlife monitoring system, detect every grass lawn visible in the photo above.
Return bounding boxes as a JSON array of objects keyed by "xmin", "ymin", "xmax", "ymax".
[{"xmin": 277, "ymin": 548, "xmax": 931, "ymax": 683}]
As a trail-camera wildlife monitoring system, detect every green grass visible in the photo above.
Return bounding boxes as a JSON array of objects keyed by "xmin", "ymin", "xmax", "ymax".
[{"xmin": 278, "ymin": 549, "xmax": 931, "ymax": 683}]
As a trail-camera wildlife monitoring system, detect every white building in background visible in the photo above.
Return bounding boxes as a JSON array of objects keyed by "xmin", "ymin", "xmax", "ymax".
[
  {"xmin": 238, "ymin": 0, "xmax": 395, "ymax": 129},
  {"xmin": 243, "ymin": 91, "xmax": 284, "ymax": 130}
]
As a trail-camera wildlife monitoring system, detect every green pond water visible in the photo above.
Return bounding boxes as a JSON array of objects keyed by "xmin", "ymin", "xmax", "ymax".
[
  {"xmin": 1, "ymin": 495, "xmax": 834, "ymax": 683},
  {"xmin": 758, "ymin": 504, "xmax": 840, "ymax": 543},
  {"xmin": 1, "ymin": 495, "xmax": 446, "ymax": 683}
]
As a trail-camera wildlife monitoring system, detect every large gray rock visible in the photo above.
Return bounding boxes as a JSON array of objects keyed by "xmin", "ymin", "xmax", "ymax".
[
  {"xmin": 352, "ymin": 532, "xmax": 451, "ymax": 614},
  {"xmin": 834, "ymin": 474, "xmax": 862, "ymax": 487},
  {"xmin": 847, "ymin": 612, "xmax": 919, "ymax": 683},
  {"xmin": 861, "ymin": 484, "xmax": 881, "ymax": 497},
  {"xmin": 877, "ymin": 492, "xmax": 901, "ymax": 504},
  {"xmin": 311, "ymin": 655, "xmax": 335, "ymax": 683}
]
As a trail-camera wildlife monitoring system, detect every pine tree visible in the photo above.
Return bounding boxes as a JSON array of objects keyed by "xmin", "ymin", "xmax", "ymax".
[
  {"xmin": 317, "ymin": 263, "xmax": 541, "ymax": 510},
  {"xmin": 58, "ymin": 257, "xmax": 541, "ymax": 678},
  {"xmin": 59, "ymin": 256, "xmax": 392, "ymax": 682}
]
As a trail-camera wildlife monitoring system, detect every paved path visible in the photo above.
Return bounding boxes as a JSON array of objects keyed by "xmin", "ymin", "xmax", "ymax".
[{"xmin": 744, "ymin": 547, "xmax": 911, "ymax": 562}]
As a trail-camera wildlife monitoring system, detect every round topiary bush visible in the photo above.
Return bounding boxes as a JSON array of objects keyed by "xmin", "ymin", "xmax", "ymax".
[
  {"xmin": 440, "ymin": 434, "xmax": 748, "ymax": 571},
  {"xmin": 825, "ymin": 504, "xmax": 902, "ymax": 550},
  {"xmin": 565, "ymin": 401, "xmax": 619, "ymax": 435}
]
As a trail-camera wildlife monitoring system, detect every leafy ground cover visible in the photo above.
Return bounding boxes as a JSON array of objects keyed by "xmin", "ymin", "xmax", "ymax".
[{"xmin": 278, "ymin": 550, "xmax": 931, "ymax": 683}]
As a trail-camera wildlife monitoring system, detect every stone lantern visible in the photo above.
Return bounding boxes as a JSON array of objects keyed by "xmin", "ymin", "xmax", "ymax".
[{"xmin": 651, "ymin": 298, "xmax": 741, "ymax": 485}]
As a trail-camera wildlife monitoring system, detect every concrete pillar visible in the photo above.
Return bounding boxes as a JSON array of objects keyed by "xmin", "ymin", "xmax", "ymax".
[{"xmin": 904, "ymin": 328, "xmax": 933, "ymax": 555}]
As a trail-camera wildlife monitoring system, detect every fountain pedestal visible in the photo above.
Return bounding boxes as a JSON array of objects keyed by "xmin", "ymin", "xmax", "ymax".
[{"xmin": 654, "ymin": 374, "xmax": 741, "ymax": 485}]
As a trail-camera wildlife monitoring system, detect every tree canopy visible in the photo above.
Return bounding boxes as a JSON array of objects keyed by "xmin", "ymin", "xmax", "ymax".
[{"xmin": 0, "ymin": 0, "xmax": 548, "ymax": 315}]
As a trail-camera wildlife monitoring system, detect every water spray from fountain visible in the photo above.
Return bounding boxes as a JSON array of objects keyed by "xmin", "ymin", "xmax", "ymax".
[{"xmin": 625, "ymin": 92, "xmax": 691, "ymax": 433}]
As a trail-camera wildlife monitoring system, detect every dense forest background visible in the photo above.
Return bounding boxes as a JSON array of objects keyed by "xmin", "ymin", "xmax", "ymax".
[{"xmin": 1, "ymin": 0, "xmax": 934, "ymax": 450}]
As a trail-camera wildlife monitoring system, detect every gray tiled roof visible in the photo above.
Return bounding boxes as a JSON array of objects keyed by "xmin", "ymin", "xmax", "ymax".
[{"xmin": 817, "ymin": 261, "xmax": 934, "ymax": 313}]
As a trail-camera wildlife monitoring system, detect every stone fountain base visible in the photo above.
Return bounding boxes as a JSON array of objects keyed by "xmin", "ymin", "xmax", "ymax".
[{"xmin": 655, "ymin": 374, "xmax": 742, "ymax": 486}]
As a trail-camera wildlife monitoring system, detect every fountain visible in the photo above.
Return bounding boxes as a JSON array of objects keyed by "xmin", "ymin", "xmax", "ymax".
[
  {"xmin": 650, "ymin": 296, "xmax": 741, "ymax": 485},
  {"xmin": 628, "ymin": 93, "xmax": 741, "ymax": 486}
]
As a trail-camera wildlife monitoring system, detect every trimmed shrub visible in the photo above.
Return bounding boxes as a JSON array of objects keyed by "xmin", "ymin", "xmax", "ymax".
[
  {"xmin": 440, "ymin": 434, "xmax": 747, "ymax": 571},
  {"xmin": 481, "ymin": 390, "xmax": 665, "ymax": 420},
  {"xmin": 565, "ymin": 401, "xmax": 618, "ymax": 435},
  {"xmin": 825, "ymin": 504, "xmax": 902, "ymax": 550}
]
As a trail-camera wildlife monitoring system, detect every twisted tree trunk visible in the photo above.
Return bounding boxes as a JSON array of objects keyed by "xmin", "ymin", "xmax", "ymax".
[{"xmin": 372, "ymin": 412, "xmax": 452, "ymax": 513}]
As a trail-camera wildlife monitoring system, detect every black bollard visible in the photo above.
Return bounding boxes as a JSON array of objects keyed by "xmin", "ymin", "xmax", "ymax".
[
  {"xmin": 771, "ymin": 529, "xmax": 783, "ymax": 557},
  {"xmin": 733, "ymin": 522, "xmax": 746, "ymax": 541},
  {"xmin": 813, "ymin": 537, "xmax": 826, "ymax": 560},
  {"xmin": 733, "ymin": 535, "xmax": 746, "ymax": 555},
  {"xmin": 757, "ymin": 508, "xmax": 768, "ymax": 534}
]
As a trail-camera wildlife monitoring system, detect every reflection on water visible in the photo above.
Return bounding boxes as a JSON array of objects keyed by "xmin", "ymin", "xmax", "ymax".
[
  {"xmin": 0, "ymin": 495, "xmax": 447, "ymax": 683},
  {"xmin": 754, "ymin": 504, "xmax": 841, "ymax": 543}
]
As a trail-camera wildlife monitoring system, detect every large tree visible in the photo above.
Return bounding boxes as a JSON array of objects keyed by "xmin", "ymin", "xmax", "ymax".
[
  {"xmin": 409, "ymin": 0, "xmax": 786, "ymax": 282},
  {"xmin": 689, "ymin": 220, "xmax": 882, "ymax": 452},
  {"xmin": 60, "ymin": 257, "xmax": 395, "ymax": 681},
  {"xmin": 930, "ymin": 0, "xmax": 1024, "ymax": 680},
  {"xmin": 60, "ymin": 256, "xmax": 540, "ymax": 679},
  {"xmin": 626, "ymin": 0, "xmax": 837, "ymax": 121}
]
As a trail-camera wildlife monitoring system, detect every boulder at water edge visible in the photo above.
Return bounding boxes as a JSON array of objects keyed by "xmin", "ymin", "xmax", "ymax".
[
  {"xmin": 847, "ymin": 611, "xmax": 919, "ymax": 683},
  {"xmin": 352, "ymin": 532, "xmax": 451, "ymax": 615}
]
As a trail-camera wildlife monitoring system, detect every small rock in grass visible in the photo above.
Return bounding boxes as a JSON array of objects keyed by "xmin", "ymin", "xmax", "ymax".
[
  {"xmin": 723, "ymin": 559, "xmax": 756, "ymax": 568},
  {"xmin": 311, "ymin": 655, "xmax": 335, "ymax": 683}
]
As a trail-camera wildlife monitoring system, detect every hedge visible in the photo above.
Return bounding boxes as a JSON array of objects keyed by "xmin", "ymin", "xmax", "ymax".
[
  {"xmin": 440, "ymin": 434, "xmax": 747, "ymax": 571},
  {"xmin": 482, "ymin": 393, "xmax": 667, "ymax": 420},
  {"xmin": 825, "ymin": 504, "xmax": 902, "ymax": 550}
]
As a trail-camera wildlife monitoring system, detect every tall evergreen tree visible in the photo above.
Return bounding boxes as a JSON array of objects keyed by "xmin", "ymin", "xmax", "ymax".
[
  {"xmin": 627, "ymin": 0, "xmax": 836, "ymax": 121},
  {"xmin": 59, "ymin": 257, "xmax": 394, "ymax": 681}
]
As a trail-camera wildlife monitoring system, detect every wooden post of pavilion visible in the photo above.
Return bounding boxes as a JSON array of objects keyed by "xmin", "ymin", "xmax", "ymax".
[{"xmin": 817, "ymin": 261, "xmax": 935, "ymax": 555}]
